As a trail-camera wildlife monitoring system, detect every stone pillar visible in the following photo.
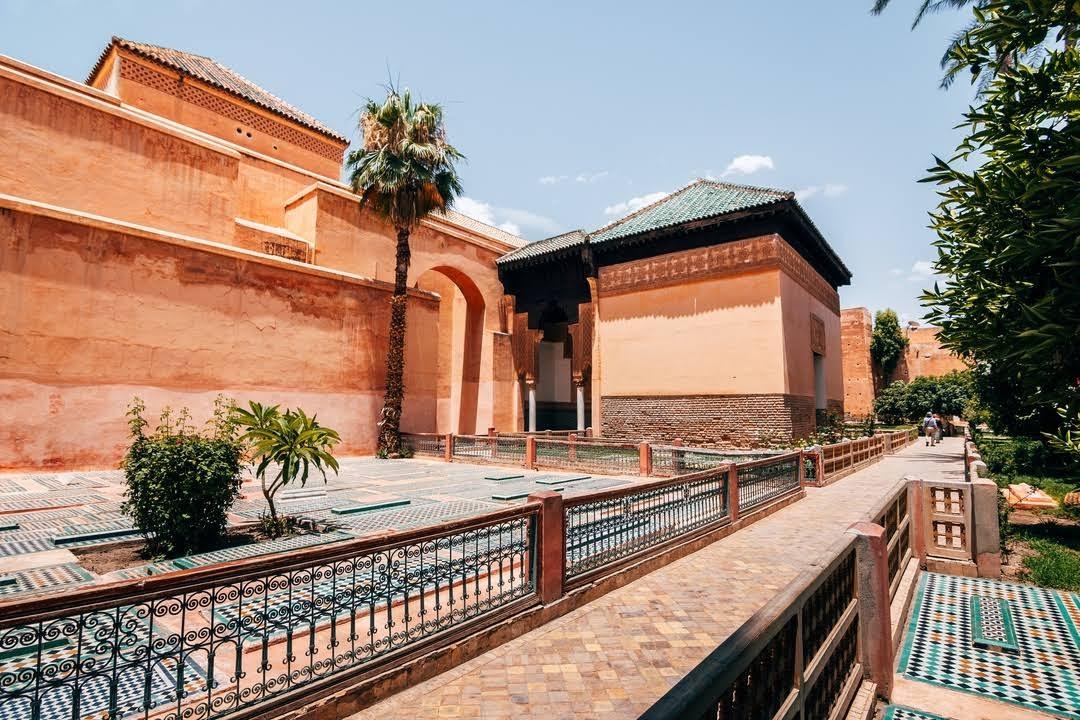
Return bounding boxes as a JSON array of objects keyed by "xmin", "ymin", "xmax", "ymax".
[
  {"xmin": 444, "ymin": 433, "xmax": 453, "ymax": 463},
  {"xmin": 638, "ymin": 442, "xmax": 652, "ymax": 476},
  {"xmin": 526, "ymin": 377, "xmax": 537, "ymax": 432},
  {"xmin": 525, "ymin": 436, "xmax": 537, "ymax": 470},
  {"xmin": 726, "ymin": 464, "xmax": 740, "ymax": 523},
  {"xmin": 972, "ymin": 477, "xmax": 1002, "ymax": 578},
  {"xmin": 528, "ymin": 491, "xmax": 565, "ymax": 604},
  {"xmin": 575, "ymin": 381, "xmax": 586, "ymax": 431},
  {"xmin": 847, "ymin": 521, "xmax": 894, "ymax": 697},
  {"xmin": 907, "ymin": 477, "xmax": 927, "ymax": 562}
]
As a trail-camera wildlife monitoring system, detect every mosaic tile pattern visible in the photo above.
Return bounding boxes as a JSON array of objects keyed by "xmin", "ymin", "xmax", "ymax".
[
  {"xmin": 0, "ymin": 538, "xmax": 55, "ymax": 556},
  {"xmin": 315, "ymin": 499, "xmax": 502, "ymax": 533},
  {"xmin": 883, "ymin": 707, "xmax": 949, "ymax": 720},
  {"xmin": 0, "ymin": 494, "xmax": 103, "ymax": 512},
  {"xmin": 899, "ymin": 572, "xmax": 1080, "ymax": 719},
  {"xmin": 0, "ymin": 563, "xmax": 93, "ymax": 596},
  {"xmin": 32, "ymin": 475, "xmax": 108, "ymax": 490},
  {"xmin": 0, "ymin": 481, "xmax": 26, "ymax": 494}
]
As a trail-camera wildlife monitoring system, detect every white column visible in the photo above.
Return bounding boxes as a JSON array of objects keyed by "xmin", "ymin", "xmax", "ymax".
[
  {"xmin": 576, "ymin": 383, "xmax": 585, "ymax": 431},
  {"xmin": 527, "ymin": 382, "xmax": 537, "ymax": 432}
]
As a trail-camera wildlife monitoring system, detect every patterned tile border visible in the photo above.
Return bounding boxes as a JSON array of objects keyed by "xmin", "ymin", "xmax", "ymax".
[
  {"xmin": 883, "ymin": 706, "xmax": 950, "ymax": 720},
  {"xmin": 899, "ymin": 573, "xmax": 1080, "ymax": 719}
]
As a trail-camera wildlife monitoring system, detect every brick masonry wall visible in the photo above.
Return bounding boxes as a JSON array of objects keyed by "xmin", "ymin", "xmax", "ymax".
[
  {"xmin": 601, "ymin": 394, "xmax": 816, "ymax": 448},
  {"xmin": 841, "ymin": 308, "xmax": 875, "ymax": 418}
]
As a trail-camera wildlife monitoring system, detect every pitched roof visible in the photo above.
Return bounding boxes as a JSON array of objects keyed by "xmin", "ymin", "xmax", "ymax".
[
  {"xmin": 495, "ymin": 229, "xmax": 587, "ymax": 266},
  {"xmin": 89, "ymin": 37, "xmax": 348, "ymax": 143},
  {"xmin": 435, "ymin": 209, "xmax": 526, "ymax": 248},
  {"xmin": 590, "ymin": 180, "xmax": 791, "ymax": 246}
]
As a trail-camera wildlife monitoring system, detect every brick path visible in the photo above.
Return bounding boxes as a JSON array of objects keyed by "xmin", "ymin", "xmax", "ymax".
[{"xmin": 349, "ymin": 437, "xmax": 965, "ymax": 720}]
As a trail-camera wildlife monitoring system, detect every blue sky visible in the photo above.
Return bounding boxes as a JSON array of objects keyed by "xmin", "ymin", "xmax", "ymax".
[{"xmin": 0, "ymin": 0, "xmax": 977, "ymax": 322}]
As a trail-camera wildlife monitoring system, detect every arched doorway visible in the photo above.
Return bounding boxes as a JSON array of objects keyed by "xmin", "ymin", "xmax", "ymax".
[{"xmin": 414, "ymin": 266, "xmax": 485, "ymax": 434}]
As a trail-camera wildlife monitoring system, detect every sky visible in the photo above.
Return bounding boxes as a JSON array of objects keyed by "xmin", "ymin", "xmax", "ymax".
[{"xmin": 0, "ymin": 0, "xmax": 979, "ymax": 323}]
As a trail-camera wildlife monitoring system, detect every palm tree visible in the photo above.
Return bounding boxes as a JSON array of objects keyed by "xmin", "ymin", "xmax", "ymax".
[{"xmin": 346, "ymin": 89, "xmax": 464, "ymax": 456}]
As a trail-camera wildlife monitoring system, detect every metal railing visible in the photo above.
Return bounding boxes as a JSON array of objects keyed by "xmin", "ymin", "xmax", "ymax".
[
  {"xmin": 401, "ymin": 432, "xmax": 445, "ymax": 457},
  {"xmin": 533, "ymin": 438, "xmax": 640, "ymax": 476},
  {"xmin": 650, "ymin": 446, "xmax": 777, "ymax": 477},
  {"xmin": 0, "ymin": 505, "xmax": 539, "ymax": 720},
  {"xmin": 563, "ymin": 467, "xmax": 730, "ymax": 581},
  {"xmin": 737, "ymin": 452, "xmax": 802, "ymax": 512},
  {"xmin": 641, "ymin": 537, "xmax": 861, "ymax": 720}
]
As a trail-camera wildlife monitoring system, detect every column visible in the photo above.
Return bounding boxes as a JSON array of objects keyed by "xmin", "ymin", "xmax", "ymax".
[
  {"xmin": 575, "ymin": 380, "xmax": 585, "ymax": 431},
  {"xmin": 527, "ymin": 377, "xmax": 537, "ymax": 432}
]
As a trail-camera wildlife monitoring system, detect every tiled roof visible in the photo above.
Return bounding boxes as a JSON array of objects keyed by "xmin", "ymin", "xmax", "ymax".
[
  {"xmin": 434, "ymin": 209, "xmax": 526, "ymax": 248},
  {"xmin": 496, "ymin": 229, "xmax": 587, "ymax": 266},
  {"xmin": 590, "ymin": 179, "xmax": 791, "ymax": 246},
  {"xmin": 89, "ymin": 37, "xmax": 348, "ymax": 143}
]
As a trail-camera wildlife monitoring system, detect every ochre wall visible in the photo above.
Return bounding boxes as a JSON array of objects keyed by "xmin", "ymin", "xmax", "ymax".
[
  {"xmin": 596, "ymin": 269, "xmax": 784, "ymax": 396},
  {"xmin": 840, "ymin": 307, "xmax": 968, "ymax": 418},
  {"xmin": 0, "ymin": 204, "xmax": 438, "ymax": 470},
  {"xmin": 778, "ymin": 270, "xmax": 843, "ymax": 408},
  {"xmin": 0, "ymin": 54, "xmax": 519, "ymax": 468},
  {"xmin": 897, "ymin": 326, "xmax": 967, "ymax": 381},
  {"xmin": 840, "ymin": 308, "xmax": 875, "ymax": 418}
]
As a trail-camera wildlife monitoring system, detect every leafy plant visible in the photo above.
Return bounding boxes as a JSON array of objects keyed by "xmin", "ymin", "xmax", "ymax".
[
  {"xmin": 122, "ymin": 396, "xmax": 244, "ymax": 556},
  {"xmin": 232, "ymin": 401, "xmax": 341, "ymax": 535},
  {"xmin": 873, "ymin": 371, "xmax": 975, "ymax": 423},
  {"xmin": 346, "ymin": 88, "xmax": 464, "ymax": 457},
  {"xmin": 869, "ymin": 309, "xmax": 908, "ymax": 387}
]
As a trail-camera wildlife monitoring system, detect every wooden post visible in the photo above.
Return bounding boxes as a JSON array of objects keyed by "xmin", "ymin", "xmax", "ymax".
[
  {"xmin": 444, "ymin": 433, "xmax": 453, "ymax": 463},
  {"xmin": 848, "ymin": 522, "xmax": 894, "ymax": 697},
  {"xmin": 528, "ymin": 490, "xmax": 565, "ymax": 604},
  {"xmin": 525, "ymin": 436, "xmax": 537, "ymax": 470},
  {"xmin": 726, "ymin": 464, "xmax": 740, "ymax": 523},
  {"xmin": 568, "ymin": 433, "xmax": 578, "ymax": 463},
  {"xmin": 638, "ymin": 442, "xmax": 652, "ymax": 476}
]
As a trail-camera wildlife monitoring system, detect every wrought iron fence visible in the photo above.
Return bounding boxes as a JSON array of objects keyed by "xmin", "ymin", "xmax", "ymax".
[
  {"xmin": 641, "ymin": 538, "xmax": 860, "ymax": 720},
  {"xmin": 650, "ymin": 446, "xmax": 777, "ymax": 478},
  {"xmin": 401, "ymin": 432, "xmax": 445, "ymax": 457},
  {"xmin": 736, "ymin": 453, "xmax": 802, "ymax": 512},
  {"xmin": 533, "ymin": 439, "xmax": 640, "ymax": 476},
  {"xmin": 563, "ymin": 467, "xmax": 730, "ymax": 580},
  {"xmin": 0, "ymin": 506, "xmax": 538, "ymax": 720}
]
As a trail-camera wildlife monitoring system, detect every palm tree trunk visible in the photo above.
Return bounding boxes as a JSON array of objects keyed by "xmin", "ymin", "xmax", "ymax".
[{"xmin": 378, "ymin": 226, "xmax": 411, "ymax": 455}]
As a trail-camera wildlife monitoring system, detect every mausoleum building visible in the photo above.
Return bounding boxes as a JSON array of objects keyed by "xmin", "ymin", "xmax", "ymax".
[{"xmin": 0, "ymin": 37, "xmax": 851, "ymax": 469}]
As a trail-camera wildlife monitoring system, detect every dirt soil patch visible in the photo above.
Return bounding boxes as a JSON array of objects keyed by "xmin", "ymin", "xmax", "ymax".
[{"xmin": 71, "ymin": 526, "xmax": 262, "ymax": 575}]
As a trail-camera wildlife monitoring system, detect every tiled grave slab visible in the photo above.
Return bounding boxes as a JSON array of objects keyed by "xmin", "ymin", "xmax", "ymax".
[
  {"xmin": 321, "ymin": 499, "xmax": 503, "ymax": 534},
  {"xmin": 171, "ymin": 530, "xmax": 354, "ymax": 569},
  {"xmin": 899, "ymin": 572, "xmax": 1080, "ymax": 719},
  {"xmin": 32, "ymin": 475, "xmax": 108, "ymax": 490},
  {"xmin": 0, "ymin": 563, "xmax": 93, "ymax": 597},
  {"xmin": 0, "ymin": 494, "xmax": 103, "ymax": 513},
  {"xmin": 0, "ymin": 538, "xmax": 55, "ymax": 556},
  {"xmin": 883, "ymin": 707, "xmax": 949, "ymax": 720},
  {"xmin": 331, "ymin": 499, "xmax": 411, "ymax": 515},
  {"xmin": 970, "ymin": 595, "xmax": 1019, "ymax": 652},
  {"xmin": 534, "ymin": 474, "xmax": 590, "ymax": 485},
  {"xmin": 0, "ymin": 481, "xmax": 26, "ymax": 494}
]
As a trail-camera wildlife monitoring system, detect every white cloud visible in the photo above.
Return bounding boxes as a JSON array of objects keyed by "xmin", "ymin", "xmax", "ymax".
[
  {"xmin": 721, "ymin": 154, "xmax": 774, "ymax": 177},
  {"xmin": 575, "ymin": 171, "xmax": 610, "ymax": 184},
  {"xmin": 603, "ymin": 191, "xmax": 669, "ymax": 217},
  {"xmin": 538, "ymin": 175, "xmax": 567, "ymax": 185},
  {"xmin": 454, "ymin": 197, "xmax": 556, "ymax": 237},
  {"xmin": 796, "ymin": 183, "xmax": 848, "ymax": 201},
  {"xmin": 910, "ymin": 260, "xmax": 935, "ymax": 278},
  {"xmin": 888, "ymin": 268, "xmax": 905, "ymax": 276}
]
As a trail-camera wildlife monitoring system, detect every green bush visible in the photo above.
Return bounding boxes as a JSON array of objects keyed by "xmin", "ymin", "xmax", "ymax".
[
  {"xmin": 122, "ymin": 397, "xmax": 244, "ymax": 556},
  {"xmin": 873, "ymin": 371, "xmax": 974, "ymax": 424}
]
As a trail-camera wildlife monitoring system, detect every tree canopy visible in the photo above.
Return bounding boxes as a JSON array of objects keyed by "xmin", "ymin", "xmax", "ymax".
[{"xmin": 869, "ymin": 309, "xmax": 909, "ymax": 385}]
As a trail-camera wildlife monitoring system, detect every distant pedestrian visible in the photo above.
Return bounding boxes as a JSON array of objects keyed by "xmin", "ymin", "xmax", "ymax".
[
  {"xmin": 934, "ymin": 414, "xmax": 944, "ymax": 443},
  {"xmin": 923, "ymin": 412, "xmax": 937, "ymax": 446}
]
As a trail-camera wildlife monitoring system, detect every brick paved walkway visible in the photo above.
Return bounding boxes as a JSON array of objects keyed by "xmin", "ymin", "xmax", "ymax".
[{"xmin": 349, "ymin": 437, "xmax": 965, "ymax": 720}]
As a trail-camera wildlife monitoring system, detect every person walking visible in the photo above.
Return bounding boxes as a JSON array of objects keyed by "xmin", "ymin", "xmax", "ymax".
[{"xmin": 923, "ymin": 412, "xmax": 938, "ymax": 446}]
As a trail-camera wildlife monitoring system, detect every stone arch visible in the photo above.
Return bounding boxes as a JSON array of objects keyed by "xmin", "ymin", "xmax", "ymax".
[{"xmin": 413, "ymin": 265, "xmax": 486, "ymax": 434}]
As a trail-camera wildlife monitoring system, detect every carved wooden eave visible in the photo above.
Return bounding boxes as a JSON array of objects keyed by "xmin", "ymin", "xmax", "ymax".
[
  {"xmin": 511, "ymin": 312, "xmax": 540, "ymax": 381},
  {"xmin": 570, "ymin": 300, "xmax": 594, "ymax": 384}
]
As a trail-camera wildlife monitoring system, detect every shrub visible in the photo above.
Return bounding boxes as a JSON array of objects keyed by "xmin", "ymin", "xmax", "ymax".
[
  {"xmin": 122, "ymin": 397, "xmax": 244, "ymax": 556},
  {"xmin": 232, "ymin": 401, "xmax": 341, "ymax": 537}
]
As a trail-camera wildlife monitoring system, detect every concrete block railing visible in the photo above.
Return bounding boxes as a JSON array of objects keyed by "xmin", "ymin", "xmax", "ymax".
[
  {"xmin": 803, "ymin": 429, "xmax": 919, "ymax": 487},
  {"xmin": 0, "ymin": 451, "xmax": 807, "ymax": 720}
]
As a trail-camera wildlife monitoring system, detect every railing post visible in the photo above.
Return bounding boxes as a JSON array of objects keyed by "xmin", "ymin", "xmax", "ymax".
[
  {"xmin": 814, "ymin": 446, "xmax": 825, "ymax": 484},
  {"xmin": 638, "ymin": 442, "xmax": 652, "ymax": 476},
  {"xmin": 525, "ymin": 435, "xmax": 537, "ymax": 470},
  {"xmin": 907, "ymin": 477, "xmax": 927, "ymax": 562},
  {"xmin": 797, "ymin": 449, "xmax": 806, "ymax": 488},
  {"xmin": 726, "ymin": 464, "xmax": 739, "ymax": 523},
  {"xmin": 847, "ymin": 522, "xmax": 894, "ymax": 697},
  {"xmin": 528, "ymin": 490, "xmax": 565, "ymax": 604},
  {"xmin": 444, "ymin": 433, "xmax": 454, "ymax": 463},
  {"xmin": 971, "ymin": 477, "xmax": 1002, "ymax": 578}
]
